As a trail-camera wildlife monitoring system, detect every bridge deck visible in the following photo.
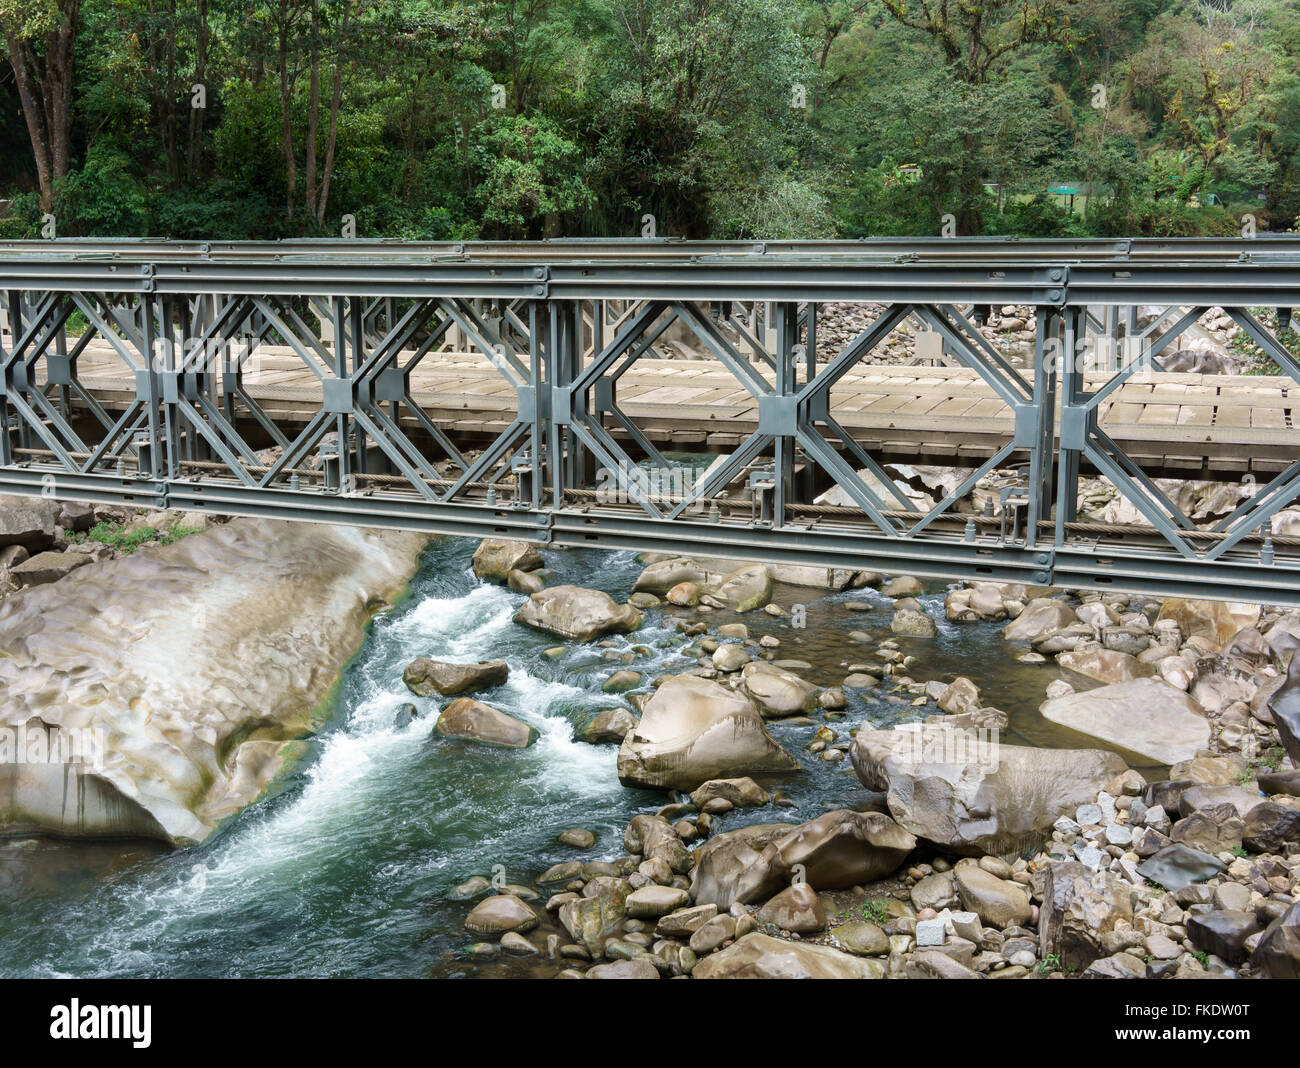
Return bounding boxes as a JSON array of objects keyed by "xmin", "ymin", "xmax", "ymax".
[{"xmin": 56, "ymin": 343, "xmax": 1294, "ymax": 478}]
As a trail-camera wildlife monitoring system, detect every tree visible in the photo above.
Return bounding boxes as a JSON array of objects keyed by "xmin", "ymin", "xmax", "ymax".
[
  {"xmin": 873, "ymin": 0, "xmax": 1080, "ymax": 230},
  {"xmin": 878, "ymin": 0, "xmax": 1078, "ymax": 85},
  {"xmin": 1, "ymin": 0, "xmax": 81, "ymax": 211},
  {"xmin": 1129, "ymin": 3, "xmax": 1278, "ymax": 190}
]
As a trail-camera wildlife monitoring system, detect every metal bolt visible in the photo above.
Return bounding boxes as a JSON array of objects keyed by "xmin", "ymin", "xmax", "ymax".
[
  {"xmin": 964, "ymin": 519, "xmax": 976, "ymax": 542},
  {"xmin": 486, "ymin": 486, "xmax": 496, "ymax": 506}
]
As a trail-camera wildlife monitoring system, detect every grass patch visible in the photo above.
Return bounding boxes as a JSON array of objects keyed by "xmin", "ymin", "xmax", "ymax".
[
  {"xmin": 69, "ymin": 519, "xmax": 202, "ymax": 555},
  {"xmin": 859, "ymin": 898, "xmax": 891, "ymax": 925}
]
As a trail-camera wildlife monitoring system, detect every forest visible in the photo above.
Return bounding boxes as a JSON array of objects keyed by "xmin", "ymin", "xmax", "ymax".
[{"xmin": 1, "ymin": 0, "xmax": 1298, "ymax": 241}]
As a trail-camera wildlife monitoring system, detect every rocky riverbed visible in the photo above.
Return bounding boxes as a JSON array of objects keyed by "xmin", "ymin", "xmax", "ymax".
[
  {"xmin": 440, "ymin": 541, "xmax": 1300, "ymax": 980},
  {"xmin": 1, "ymin": 513, "xmax": 1297, "ymax": 980}
]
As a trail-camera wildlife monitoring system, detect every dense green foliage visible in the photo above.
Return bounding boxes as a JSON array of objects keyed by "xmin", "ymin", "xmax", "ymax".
[{"xmin": 2, "ymin": 0, "xmax": 1298, "ymax": 239}]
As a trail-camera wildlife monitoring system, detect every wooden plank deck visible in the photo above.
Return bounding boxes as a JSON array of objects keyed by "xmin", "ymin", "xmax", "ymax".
[{"xmin": 35, "ymin": 343, "xmax": 1298, "ymax": 477}]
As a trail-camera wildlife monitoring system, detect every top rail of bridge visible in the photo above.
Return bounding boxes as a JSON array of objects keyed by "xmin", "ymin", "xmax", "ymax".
[
  {"xmin": 1, "ymin": 235, "xmax": 1299, "ymax": 263},
  {"xmin": 2, "ymin": 236, "xmax": 1299, "ymax": 307}
]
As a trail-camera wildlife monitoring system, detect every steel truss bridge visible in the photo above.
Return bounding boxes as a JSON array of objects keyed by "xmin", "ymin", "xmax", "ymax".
[{"xmin": 1, "ymin": 237, "xmax": 1299, "ymax": 605}]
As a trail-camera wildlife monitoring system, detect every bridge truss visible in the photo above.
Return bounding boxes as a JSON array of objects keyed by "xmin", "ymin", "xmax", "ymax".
[{"xmin": 1, "ymin": 238, "xmax": 1298, "ymax": 604}]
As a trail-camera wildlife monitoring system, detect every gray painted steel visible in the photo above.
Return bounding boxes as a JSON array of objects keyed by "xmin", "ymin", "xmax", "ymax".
[{"xmin": 0, "ymin": 238, "xmax": 1297, "ymax": 605}]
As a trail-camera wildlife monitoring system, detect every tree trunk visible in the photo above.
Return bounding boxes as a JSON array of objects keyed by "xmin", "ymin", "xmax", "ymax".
[
  {"xmin": 303, "ymin": 0, "xmax": 321, "ymax": 227},
  {"xmin": 278, "ymin": 21, "xmax": 296, "ymax": 221},
  {"xmin": 187, "ymin": 0, "xmax": 209, "ymax": 183},
  {"xmin": 5, "ymin": 38, "xmax": 55, "ymax": 211},
  {"xmin": 314, "ymin": 1, "xmax": 351, "ymax": 227}
]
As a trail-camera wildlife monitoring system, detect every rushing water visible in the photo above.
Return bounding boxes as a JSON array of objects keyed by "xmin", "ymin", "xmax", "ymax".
[{"xmin": 0, "ymin": 534, "xmax": 1153, "ymax": 978}]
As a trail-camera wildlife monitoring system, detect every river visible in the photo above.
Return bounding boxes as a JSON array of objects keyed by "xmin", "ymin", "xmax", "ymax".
[{"xmin": 0, "ymin": 534, "xmax": 1151, "ymax": 978}]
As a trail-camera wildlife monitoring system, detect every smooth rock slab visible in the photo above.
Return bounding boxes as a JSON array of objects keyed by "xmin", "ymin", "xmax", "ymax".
[
  {"xmin": 1039, "ymin": 677, "xmax": 1210, "ymax": 765},
  {"xmin": 9, "ymin": 550, "xmax": 92, "ymax": 587},
  {"xmin": 0, "ymin": 518, "xmax": 425, "ymax": 845}
]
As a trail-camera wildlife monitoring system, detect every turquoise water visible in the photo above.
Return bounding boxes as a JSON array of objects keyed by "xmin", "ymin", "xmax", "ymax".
[{"xmin": 0, "ymin": 537, "xmax": 1131, "ymax": 978}]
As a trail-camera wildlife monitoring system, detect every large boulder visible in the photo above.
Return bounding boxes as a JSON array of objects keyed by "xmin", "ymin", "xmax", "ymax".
[
  {"xmin": 891, "ymin": 606, "xmax": 938, "ymax": 637},
  {"xmin": 756, "ymin": 883, "xmax": 826, "ymax": 933},
  {"xmin": 633, "ymin": 557, "xmax": 719, "ymax": 595},
  {"xmin": 434, "ymin": 699, "xmax": 537, "ymax": 748},
  {"xmin": 577, "ymin": 707, "xmax": 638, "ymax": 744},
  {"xmin": 616, "ymin": 675, "xmax": 799, "ymax": 791},
  {"xmin": 953, "ymin": 860, "xmax": 1033, "ymax": 928},
  {"xmin": 1253, "ymin": 902, "xmax": 1300, "ymax": 979},
  {"xmin": 739, "ymin": 662, "xmax": 818, "ymax": 718},
  {"xmin": 689, "ymin": 777, "xmax": 768, "ymax": 809},
  {"xmin": 767, "ymin": 564, "xmax": 857, "ymax": 590},
  {"xmin": 0, "ymin": 518, "xmax": 425, "ymax": 846},
  {"xmin": 1039, "ymin": 677, "xmax": 1210, "ymax": 765},
  {"xmin": 1038, "ymin": 862, "xmax": 1135, "ymax": 972},
  {"xmin": 710, "ymin": 563, "xmax": 772, "ymax": 613},
  {"xmin": 851, "ymin": 727, "xmax": 1128, "ymax": 855},
  {"xmin": 513, "ymin": 585, "xmax": 642, "ymax": 642},
  {"xmin": 624, "ymin": 813, "xmax": 691, "ymax": 873},
  {"xmin": 1156, "ymin": 599, "xmax": 1260, "ymax": 646},
  {"xmin": 1003, "ymin": 598, "xmax": 1077, "ymax": 642},
  {"xmin": 693, "ymin": 810, "xmax": 915, "ymax": 909},
  {"xmin": 1056, "ymin": 647, "xmax": 1155, "ymax": 684},
  {"xmin": 0, "ymin": 495, "xmax": 59, "ymax": 550},
  {"xmin": 10, "ymin": 550, "xmax": 92, "ymax": 588},
  {"xmin": 559, "ymin": 876, "xmax": 630, "ymax": 957},
  {"xmin": 688, "ymin": 823, "xmax": 799, "ymax": 910},
  {"xmin": 1268, "ymin": 652, "xmax": 1300, "ymax": 769},
  {"xmin": 402, "ymin": 658, "xmax": 508, "ymax": 697},
  {"xmin": 1187, "ymin": 910, "xmax": 1260, "ymax": 965},
  {"xmin": 732, "ymin": 810, "xmax": 915, "ymax": 904},
  {"xmin": 464, "ymin": 893, "xmax": 538, "ymax": 935},
  {"xmin": 692, "ymin": 933, "xmax": 884, "ymax": 979},
  {"xmin": 471, "ymin": 539, "xmax": 542, "ymax": 583}
]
